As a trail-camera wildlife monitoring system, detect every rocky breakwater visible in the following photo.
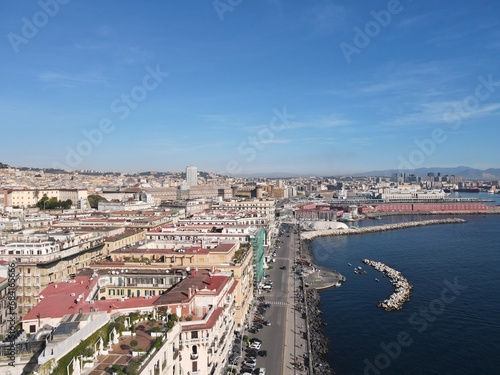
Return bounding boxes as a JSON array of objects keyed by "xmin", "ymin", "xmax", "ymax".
[
  {"xmin": 301, "ymin": 218, "xmax": 466, "ymax": 241},
  {"xmin": 305, "ymin": 288, "xmax": 335, "ymax": 374},
  {"xmin": 362, "ymin": 259, "xmax": 413, "ymax": 311}
]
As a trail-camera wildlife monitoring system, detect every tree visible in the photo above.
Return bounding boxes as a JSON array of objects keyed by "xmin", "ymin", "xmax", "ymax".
[
  {"xmin": 87, "ymin": 194, "xmax": 107, "ymax": 209},
  {"xmin": 36, "ymin": 195, "xmax": 72, "ymax": 210}
]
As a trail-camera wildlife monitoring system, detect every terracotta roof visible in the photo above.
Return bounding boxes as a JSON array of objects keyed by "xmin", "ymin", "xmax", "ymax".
[
  {"xmin": 182, "ymin": 307, "xmax": 224, "ymax": 331},
  {"xmin": 23, "ymin": 275, "xmax": 161, "ymax": 321},
  {"xmin": 153, "ymin": 271, "xmax": 229, "ymax": 306},
  {"xmin": 23, "ymin": 276, "xmax": 100, "ymax": 321}
]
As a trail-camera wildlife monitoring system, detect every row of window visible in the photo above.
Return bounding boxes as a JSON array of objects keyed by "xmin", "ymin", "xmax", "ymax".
[{"xmin": 107, "ymin": 289, "xmax": 157, "ymax": 297}]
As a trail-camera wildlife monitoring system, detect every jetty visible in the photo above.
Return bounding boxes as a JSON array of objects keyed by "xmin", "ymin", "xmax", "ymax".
[
  {"xmin": 362, "ymin": 259, "xmax": 413, "ymax": 311},
  {"xmin": 301, "ymin": 218, "xmax": 466, "ymax": 241}
]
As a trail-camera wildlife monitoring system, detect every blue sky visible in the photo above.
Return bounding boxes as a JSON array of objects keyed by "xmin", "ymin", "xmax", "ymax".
[{"xmin": 1, "ymin": 0, "xmax": 500, "ymax": 175}]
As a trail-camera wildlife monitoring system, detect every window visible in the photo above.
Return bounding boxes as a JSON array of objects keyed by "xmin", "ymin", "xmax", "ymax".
[{"xmin": 191, "ymin": 331, "xmax": 198, "ymax": 339}]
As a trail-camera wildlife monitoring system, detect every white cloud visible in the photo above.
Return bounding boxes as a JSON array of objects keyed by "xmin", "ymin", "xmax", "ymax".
[{"xmin": 37, "ymin": 71, "xmax": 106, "ymax": 87}]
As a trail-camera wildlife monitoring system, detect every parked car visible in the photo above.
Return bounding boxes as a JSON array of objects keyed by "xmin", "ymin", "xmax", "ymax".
[
  {"xmin": 250, "ymin": 342, "xmax": 262, "ymax": 350},
  {"xmin": 244, "ymin": 359, "xmax": 257, "ymax": 368},
  {"xmin": 258, "ymin": 369, "xmax": 267, "ymax": 375}
]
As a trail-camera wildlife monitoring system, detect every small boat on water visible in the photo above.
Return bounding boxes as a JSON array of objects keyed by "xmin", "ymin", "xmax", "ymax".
[
  {"xmin": 358, "ymin": 266, "xmax": 362, "ymax": 270},
  {"xmin": 375, "ymin": 278, "xmax": 380, "ymax": 282},
  {"xmin": 348, "ymin": 263, "xmax": 352, "ymax": 266}
]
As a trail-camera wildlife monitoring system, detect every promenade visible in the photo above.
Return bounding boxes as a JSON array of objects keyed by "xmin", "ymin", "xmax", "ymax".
[{"xmin": 282, "ymin": 227, "xmax": 310, "ymax": 375}]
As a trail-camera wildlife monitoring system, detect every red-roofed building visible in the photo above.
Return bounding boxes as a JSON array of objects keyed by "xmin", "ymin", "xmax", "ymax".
[{"xmin": 0, "ymin": 231, "xmax": 106, "ymax": 317}]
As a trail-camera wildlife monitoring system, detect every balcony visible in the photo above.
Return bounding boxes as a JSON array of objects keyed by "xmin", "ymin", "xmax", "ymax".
[{"xmin": 179, "ymin": 337, "xmax": 209, "ymax": 345}]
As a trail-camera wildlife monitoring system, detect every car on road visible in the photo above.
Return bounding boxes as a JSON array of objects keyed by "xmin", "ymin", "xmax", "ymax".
[
  {"xmin": 258, "ymin": 350, "xmax": 268, "ymax": 357},
  {"xmin": 246, "ymin": 348, "xmax": 258, "ymax": 356},
  {"xmin": 250, "ymin": 342, "xmax": 262, "ymax": 350},
  {"xmin": 280, "ymin": 266, "xmax": 286, "ymax": 270},
  {"xmin": 258, "ymin": 369, "xmax": 266, "ymax": 375}
]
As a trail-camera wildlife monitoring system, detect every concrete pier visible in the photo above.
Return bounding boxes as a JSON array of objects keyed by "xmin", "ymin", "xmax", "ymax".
[{"xmin": 301, "ymin": 218, "xmax": 466, "ymax": 241}]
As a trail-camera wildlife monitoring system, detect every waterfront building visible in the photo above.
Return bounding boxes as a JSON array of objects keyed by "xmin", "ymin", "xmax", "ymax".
[
  {"xmin": 294, "ymin": 204, "xmax": 339, "ymax": 221},
  {"xmin": 372, "ymin": 188, "xmax": 449, "ymax": 201},
  {"xmin": 373, "ymin": 202, "xmax": 488, "ymax": 212}
]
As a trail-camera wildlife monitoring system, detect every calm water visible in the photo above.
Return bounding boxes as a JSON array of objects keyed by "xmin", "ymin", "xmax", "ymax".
[{"xmin": 311, "ymin": 213, "xmax": 500, "ymax": 375}]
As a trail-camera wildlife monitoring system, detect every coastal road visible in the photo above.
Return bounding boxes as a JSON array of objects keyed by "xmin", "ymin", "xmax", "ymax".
[
  {"xmin": 240, "ymin": 223, "xmax": 308, "ymax": 375},
  {"xmin": 246, "ymin": 224, "xmax": 291, "ymax": 374}
]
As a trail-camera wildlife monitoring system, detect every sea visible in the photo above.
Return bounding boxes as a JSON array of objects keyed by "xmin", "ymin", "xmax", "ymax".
[{"xmin": 310, "ymin": 193, "xmax": 500, "ymax": 375}]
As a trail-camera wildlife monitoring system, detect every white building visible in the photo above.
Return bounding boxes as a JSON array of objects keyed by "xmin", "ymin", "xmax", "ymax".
[{"xmin": 186, "ymin": 166, "xmax": 198, "ymax": 187}]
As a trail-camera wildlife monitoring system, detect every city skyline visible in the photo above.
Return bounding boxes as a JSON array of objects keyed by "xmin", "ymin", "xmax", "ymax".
[{"xmin": 2, "ymin": 1, "xmax": 500, "ymax": 175}]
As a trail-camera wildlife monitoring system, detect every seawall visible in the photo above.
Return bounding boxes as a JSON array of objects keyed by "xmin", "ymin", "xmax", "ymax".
[{"xmin": 301, "ymin": 218, "xmax": 466, "ymax": 241}]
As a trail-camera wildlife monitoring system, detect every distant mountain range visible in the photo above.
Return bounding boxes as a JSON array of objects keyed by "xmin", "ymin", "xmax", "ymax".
[
  {"xmin": 3, "ymin": 162, "xmax": 500, "ymax": 180},
  {"xmin": 353, "ymin": 166, "xmax": 500, "ymax": 180}
]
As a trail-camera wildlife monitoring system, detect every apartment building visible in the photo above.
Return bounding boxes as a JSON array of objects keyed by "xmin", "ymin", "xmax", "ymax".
[
  {"xmin": 153, "ymin": 270, "xmax": 238, "ymax": 375},
  {"xmin": 1, "ymin": 188, "xmax": 88, "ymax": 208},
  {"xmin": 98, "ymin": 241, "xmax": 254, "ymax": 329},
  {"xmin": 0, "ymin": 231, "xmax": 105, "ymax": 316}
]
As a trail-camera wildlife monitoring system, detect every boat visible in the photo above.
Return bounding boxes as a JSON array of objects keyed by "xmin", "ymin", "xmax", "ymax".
[
  {"xmin": 454, "ymin": 188, "xmax": 480, "ymax": 193},
  {"xmin": 358, "ymin": 266, "xmax": 362, "ymax": 270},
  {"xmin": 375, "ymin": 278, "xmax": 379, "ymax": 282},
  {"xmin": 348, "ymin": 263, "xmax": 352, "ymax": 266}
]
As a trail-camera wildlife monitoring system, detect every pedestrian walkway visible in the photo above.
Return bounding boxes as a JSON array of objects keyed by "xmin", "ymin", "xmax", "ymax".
[
  {"xmin": 266, "ymin": 301, "xmax": 288, "ymax": 306},
  {"xmin": 282, "ymin": 232, "xmax": 310, "ymax": 375}
]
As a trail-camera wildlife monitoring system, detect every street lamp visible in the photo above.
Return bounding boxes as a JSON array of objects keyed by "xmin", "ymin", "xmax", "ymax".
[{"xmin": 229, "ymin": 355, "xmax": 241, "ymax": 373}]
